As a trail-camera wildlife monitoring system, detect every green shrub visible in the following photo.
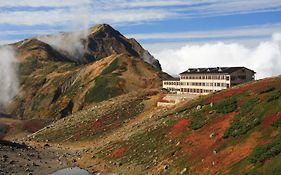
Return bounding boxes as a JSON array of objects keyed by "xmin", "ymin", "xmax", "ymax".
[
  {"xmin": 240, "ymin": 97, "xmax": 259, "ymax": 114},
  {"xmin": 248, "ymin": 133, "xmax": 281, "ymax": 164},
  {"xmin": 223, "ymin": 114, "xmax": 261, "ymax": 138},
  {"xmin": 259, "ymin": 87, "xmax": 275, "ymax": 94},
  {"xmin": 101, "ymin": 58, "xmax": 119, "ymax": 75},
  {"xmin": 272, "ymin": 118, "xmax": 281, "ymax": 127},
  {"xmin": 213, "ymin": 97, "xmax": 237, "ymax": 114},
  {"xmin": 188, "ymin": 112, "xmax": 206, "ymax": 130},
  {"xmin": 245, "ymin": 169, "xmax": 262, "ymax": 175},
  {"xmin": 267, "ymin": 90, "xmax": 281, "ymax": 102},
  {"xmin": 223, "ymin": 97, "xmax": 261, "ymax": 138},
  {"xmin": 19, "ymin": 56, "xmax": 39, "ymax": 75},
  {"xmin": 85, "ymin": 75, "xmax": 123, "ymax": 103},
  {"xmin": 269, "ymin": 166, "xmax": 281, "ymax": 175}
]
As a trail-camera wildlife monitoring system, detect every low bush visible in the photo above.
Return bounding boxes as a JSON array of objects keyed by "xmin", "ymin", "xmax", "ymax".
[
  {"xmin": 248, "ymin": 133, "xmax": 281, "ymax": 163},
  {"xmin": 267, "ymin": 90, "xmax": 281, "ymax": 102},
  {"xmin": 101, "ymin": 58, "xmax": 119, "ymax": 75},
  {"xmin": 223, "ymin": 97, "xmax": 261, "ymax": 138},
  {"xmin": 188, "ymin": 112, "xmax": 206, "ymax": 130},
  {"xmin": 245, "ymin": 169, "xmax": 262, "ymax": 175},
  {"xmin": 213, "ymin": 97, "xmax": 237, "ymax": 114},
  {"xmin": 269, "ymin": 166, "xmax": 281, "ymax": 175},
  {"xmin": 223, "ymin": 113, "xmax": 261, "ymax": 138},
  {"xmin": 259, "ymin": 87, "xmax": 275, "ymax": 94},
  {"xmin": 240, "ymin": 97, "xmax": 259, "ymax": 114},
  {"xmin": 272, "ymin": 118, "xmax": 281, "ymax": 127},
  {"xmin": 19, "ymin": 56, "xmax": 40, "ymax": 75},
  {"xmin": 85, "ymin": 75, "xmax": 123, "ymax": 103}
]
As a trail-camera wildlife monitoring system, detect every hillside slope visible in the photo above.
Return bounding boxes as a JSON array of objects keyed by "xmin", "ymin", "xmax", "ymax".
[
  {"xmin": 3, "ymin": 24, "xmax": 169, "ymax": 120},
  {"xmin": 30, "ymin": 76, "xmax": 281, "ymax": 174}
]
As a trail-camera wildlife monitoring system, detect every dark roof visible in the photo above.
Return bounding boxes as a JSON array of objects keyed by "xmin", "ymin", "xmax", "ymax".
[{"xmin": 180, "ymin": 67, "xmax": 256, "ymax": 75}]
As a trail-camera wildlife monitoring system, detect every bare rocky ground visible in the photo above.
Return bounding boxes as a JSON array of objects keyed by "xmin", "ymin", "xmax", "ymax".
[{"xmin": 0, "ymin": 139, "xmax": 79, "ymax": 175}]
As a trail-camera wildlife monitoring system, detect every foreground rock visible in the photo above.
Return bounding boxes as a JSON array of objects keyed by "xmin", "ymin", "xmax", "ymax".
[{"xmin": 0, "ymin": 140, "xmax": 70, "ymax": 175}]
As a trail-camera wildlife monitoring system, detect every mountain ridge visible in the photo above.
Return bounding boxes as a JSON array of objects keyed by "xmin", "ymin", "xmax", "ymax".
[{"xmin": 2, "ymin": 24, "xmax": 169, "ymax": 120}]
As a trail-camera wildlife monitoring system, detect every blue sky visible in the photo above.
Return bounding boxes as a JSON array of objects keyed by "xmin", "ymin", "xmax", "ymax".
[
  {"xmin": 1, "ymin": 0, "xmax": 281, "ymax": 78},
  {"xmin": 1, "ymin": 0, "xmax": 281, "ymax": 44}
]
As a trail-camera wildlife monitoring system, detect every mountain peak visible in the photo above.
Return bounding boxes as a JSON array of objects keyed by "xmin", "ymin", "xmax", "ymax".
[
  {"xmin": 88, "ymin": 24, "xmax": 116, "ymax": 34},
  {"xmin": 14, "ymin": 24, "xmax": 162, "ymax": 70},
  {"xmin": 85, "ymin": 24, "xmax": 162, "ymax": 70}
]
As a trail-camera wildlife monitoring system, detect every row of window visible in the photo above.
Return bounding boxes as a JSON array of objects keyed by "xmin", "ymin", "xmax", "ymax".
[
  {"xmin": 190, "ymin": 82, "xmax": 230, "ymax": 87},
  {"xmin": 163, "ymin": 81, "xmax": 230, "ymax": 88},
  {"xmin": 166, "ymin": 88, "xmax": 179, "ymax": 92},
  {"xmin": 163, "ymin": 81, "xmax": 180, "ymax": 86},
  {"xmin": 165, "ymin": 88, "xmax": 217, "ymax": 93},
  {"xmin": 181, "ymin": 75, "xmax": 230, "ymax": 80},
  {"xmin": 181, "ymin": 88, "xmax": 217, "ymax": 93}
]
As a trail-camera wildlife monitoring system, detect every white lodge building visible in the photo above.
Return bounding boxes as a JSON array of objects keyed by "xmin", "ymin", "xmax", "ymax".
[{"xmin": 163, "ymin": 67, "xmax": 256, "ymax": 95}]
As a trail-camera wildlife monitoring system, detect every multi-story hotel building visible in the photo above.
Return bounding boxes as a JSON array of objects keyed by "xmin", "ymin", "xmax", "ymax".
[{"xmin": 163, "ymin": 67, "xmax": 255, "ymax": 95}]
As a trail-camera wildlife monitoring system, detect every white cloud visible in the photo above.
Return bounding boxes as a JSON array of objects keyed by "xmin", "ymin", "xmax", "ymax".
[
  {"xmin": 92, "ymin": 9, "xmax": 178, "ymax": 24},
  {"xmin": 0, "ymin": 40, "xmax": 19, "ymax": 45},
  {"xmin": 0, "ymin": 46, "xmax": 18, "ymax": 106},
  {"xmin": 0, "ymin": 9, "xmax": 89, "ymax": 26},
  {"xmin": 0, "ymin": 8, "xmax": 176, "ymax": 26},
  {"xmin": 0, "ymin": 0, "xmax": 91, "ymax": 7},
  {"xmin": 153, "ymin": 33, "xmax": 281, "ymax": 79},
  {"xmin": 38, "ymin": 31, "xmax": 88, "ymax": 60},
  {"xmin": 1, "ymin": 0, "xmax": 281, "ymax": 27},
  {"xmin": 96, "ymin": 0, "xmax": 213, "ymax": 9}
]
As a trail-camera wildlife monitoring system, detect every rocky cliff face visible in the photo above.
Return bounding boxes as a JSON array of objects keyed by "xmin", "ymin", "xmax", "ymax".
[
  {"xmin": 30, "ymin": 24, "xmax": 161, "ymax": 70},
  {"xmin": 84, "ymin": 24, "xmax": 161, "ymax": 70}
]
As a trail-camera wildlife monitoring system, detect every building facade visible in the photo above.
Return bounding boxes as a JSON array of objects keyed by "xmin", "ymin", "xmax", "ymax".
[{"xmin": 163, "ymin": 67, "xmax": 255, "ymax": 95}]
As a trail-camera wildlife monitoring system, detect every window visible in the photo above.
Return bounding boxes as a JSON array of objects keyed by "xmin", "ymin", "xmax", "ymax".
[{"xmin": 226, "ymin": 76, "xmax": 230, "ymax": 80}]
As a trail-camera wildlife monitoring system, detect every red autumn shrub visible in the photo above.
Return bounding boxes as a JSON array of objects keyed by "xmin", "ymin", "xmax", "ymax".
[
  {"xmin": 111, "ymin": 147, "xmax": 127, "ymax": 158},
  {"xmin": 169, "ymin": 119, "xmax": 190, "ymax": 136}
]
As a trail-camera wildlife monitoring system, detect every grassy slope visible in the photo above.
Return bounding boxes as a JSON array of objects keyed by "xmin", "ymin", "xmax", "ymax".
[
  {"xmin": 30, "ymin": 76, "xmax": 281, "ymax": 174},
  {"xmin": 7, "ymin": 52, "xmax": 167, "ymax": 120}
]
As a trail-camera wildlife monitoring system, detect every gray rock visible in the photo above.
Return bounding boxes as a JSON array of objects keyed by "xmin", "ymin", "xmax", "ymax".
[{"xmin": 180, "ymin": 168, "xmax": 187, "ymax": 174}]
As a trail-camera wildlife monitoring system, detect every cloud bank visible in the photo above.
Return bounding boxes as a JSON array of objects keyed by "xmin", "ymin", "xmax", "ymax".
[
  {"xmin": 38, "ymin": 31, "xmax": 88, "ymax": 60},
  {"xmin": 0, "ymin": 46, "xmax": 19, "ymax": 106},
  {"xmin": 153, "ymin": 33, "xmax": 281, "ymax": 79},
  {"xmin": 1, "ymin": 0, "xmax": 281, "ymax": 27}
]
